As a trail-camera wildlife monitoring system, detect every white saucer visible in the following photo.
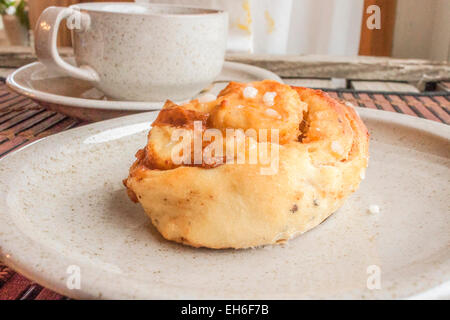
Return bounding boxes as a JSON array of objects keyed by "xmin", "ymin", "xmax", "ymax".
[
  {"xmin": 6, "ymin": 59, "xmax": 283, "ymax": 121},
  {"xmin": 0, "ymin": 108, "xmax": 449, "ymax": 299}
]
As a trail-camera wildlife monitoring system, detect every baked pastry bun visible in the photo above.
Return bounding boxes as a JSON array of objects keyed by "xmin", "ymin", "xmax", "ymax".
[{"xmin": 124, "ymin": 80, "xmax": 369, "ymax": 249}]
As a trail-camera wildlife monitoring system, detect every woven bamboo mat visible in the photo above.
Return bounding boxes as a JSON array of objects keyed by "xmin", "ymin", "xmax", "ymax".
[{"xmin": 0, "ymin": 81, "xmax": 449, "ymax": 300}]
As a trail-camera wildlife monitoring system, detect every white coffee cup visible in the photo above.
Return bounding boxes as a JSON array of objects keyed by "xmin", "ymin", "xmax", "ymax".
[{"xmin": 34, "ymin": 2, "xmax": 228, "ymax": 101}]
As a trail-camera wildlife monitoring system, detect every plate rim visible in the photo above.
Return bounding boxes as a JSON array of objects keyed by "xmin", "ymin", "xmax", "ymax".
[
  {"xmin": 0, "ymin": 108, "xmax": 449, "ymax": 300},
  {"xmin": 5, "ymin": 61, "xmax": 283, "ymax": 111}
]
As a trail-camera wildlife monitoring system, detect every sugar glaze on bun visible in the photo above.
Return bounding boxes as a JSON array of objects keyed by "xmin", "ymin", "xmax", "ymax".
[{"xmin": 124, "ymin": 80, "xmax": 369, "ymax": 249}]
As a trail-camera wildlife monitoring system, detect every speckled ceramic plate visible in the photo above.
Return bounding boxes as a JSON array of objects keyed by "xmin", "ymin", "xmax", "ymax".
[
  {"xmin": 0, "ymin": 108, "xmax": 449, "ymax": 299},
  {"xmin": 6, "ymin": 59, "xmax": 283, "ymax": 121}
]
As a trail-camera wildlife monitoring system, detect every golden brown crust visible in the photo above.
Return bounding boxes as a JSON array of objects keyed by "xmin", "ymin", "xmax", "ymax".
[
  {"xmin": 153, "ymin": 101, "xmax": 209, "ymax": 129},
  {"xmin": 124, "ymin": 80, "xmax": 369, "ymax": 249}
]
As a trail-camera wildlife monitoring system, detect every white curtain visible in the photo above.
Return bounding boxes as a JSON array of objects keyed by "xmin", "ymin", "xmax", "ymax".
[{"xmin": 135, "ymin": 0, "xmax": 364, "ymax": 55}]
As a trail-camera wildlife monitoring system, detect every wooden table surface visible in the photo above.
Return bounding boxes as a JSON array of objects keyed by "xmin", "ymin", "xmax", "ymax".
[{"xmin": 0, "ymin": 47, "xmax": 449, "ymax": 300}]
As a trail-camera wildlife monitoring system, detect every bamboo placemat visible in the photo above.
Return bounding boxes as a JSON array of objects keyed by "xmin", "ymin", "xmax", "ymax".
[{"xmin": 0, "ymin": 81, "xmax": 449, "ymax": 300}]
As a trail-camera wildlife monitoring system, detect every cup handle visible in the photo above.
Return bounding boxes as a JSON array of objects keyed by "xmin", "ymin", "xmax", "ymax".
[{"xmin": 34, "ymin": 6, "xmax": 100, "ymax": 82}]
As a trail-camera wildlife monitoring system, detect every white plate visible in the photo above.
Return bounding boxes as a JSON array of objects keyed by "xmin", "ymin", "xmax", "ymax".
[
  {"xmin": 0, "ymin": 109, "xmax": 449, "ymax": 299},
  {"xmin": 5, "ymin": 59, "xmax": 282, "ymax": 121}
]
